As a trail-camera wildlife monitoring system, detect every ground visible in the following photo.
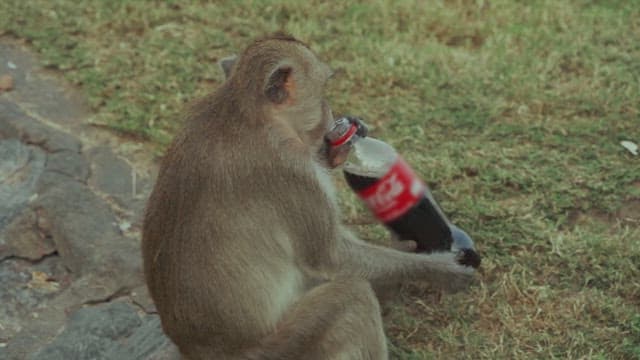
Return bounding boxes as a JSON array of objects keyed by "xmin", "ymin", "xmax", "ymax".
[
  {"xmin": 0, "ymin": 1, "xmax": 639, "ymax": 359},
  {"xmin": 0, "ymin": 40, "xmax": 177, "ymax": 359}
]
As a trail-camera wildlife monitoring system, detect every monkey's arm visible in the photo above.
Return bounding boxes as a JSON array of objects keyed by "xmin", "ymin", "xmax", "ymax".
[{"xmin": 333, "ymin": 228, "xmax": 475, "ymax": 290}]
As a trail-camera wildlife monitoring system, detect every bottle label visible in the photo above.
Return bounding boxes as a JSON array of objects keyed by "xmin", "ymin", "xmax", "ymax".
[{"xmin": 356, "ymin": 157, "xmax": 425, "ymax": 222}]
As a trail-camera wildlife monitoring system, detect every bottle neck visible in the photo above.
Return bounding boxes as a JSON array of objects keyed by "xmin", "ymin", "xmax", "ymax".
[{"xmin": 329, "ymin": 121, "xmax": 359, "ymax": 147}]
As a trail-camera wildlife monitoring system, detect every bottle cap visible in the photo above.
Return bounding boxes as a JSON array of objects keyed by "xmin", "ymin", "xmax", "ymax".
[
  {"xmin": 326, "ymin": 117, "xmax": 358, "ymax": 147},
  {"xmin": 450, "ymin": 225, "xmax": 481, "ymax": 268}
]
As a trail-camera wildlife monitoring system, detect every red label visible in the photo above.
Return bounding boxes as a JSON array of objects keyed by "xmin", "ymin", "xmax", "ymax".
[{"xmin": 356, "ymin": 157, "xmax": 425, "ymax": 222}]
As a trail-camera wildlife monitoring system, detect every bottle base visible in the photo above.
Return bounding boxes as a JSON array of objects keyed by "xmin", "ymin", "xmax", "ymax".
[{"xmin": 456, "ymin": 248, "xmax": 481, "ymax": 268}]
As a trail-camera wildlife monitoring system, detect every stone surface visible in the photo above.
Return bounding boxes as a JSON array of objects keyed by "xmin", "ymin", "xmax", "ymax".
[
  {"xmin": 0, "ymin": 74, "xmax": 14, "ymax": 92},
  {"xmin": 87, "ymin": 146, "xmax": 135, "ymax": 204},
  {"xmin": 130, "ymin": 284, "xmax": 158, "ymax": 314},
  {"xmin": 0, "ymin": 39, "xmax": 169, "ymax": 359},
  {"xmin": 0, "ymin": 256, "xmax": 69, "ymax": 346},
  {"xmin": 0, "ymin": 139, "xmax": 46, "ymax": 233},
  {"xmin": 144, "ymin": 343, "xmax": 181, "ymax": 360},
  {"xmin": 28, "ymin": 301, "xmax": 177, "ymax": 360},
  {"xmin": 0, "ymin": 98, "xmax": 81, "ymax": 153},
  {"xmin": 34, "ymin": 173, "xmax": 142, "ymax": 277},
  {"xmin": 0, "ymin": 208, "xmax": 55, "ymax": 261},
  {"xmin": 0, "ymin": 111, "xmax": 19, "ymax": 139},
  {"xmin": 0, "ymin": 41, "xmax": 89, "ymax": 126},
  {"xmin": 103, "ymin": 315, "xmax": 176, "ymax": 360},
  {"xmin": 45, "ymin": 149, "xmax": 90, "ymax": 183},
  {"xmin": 5, "ymin": 272, "xmax": 146, "ymax": 360},
  {"xmin": 30, "ymin": 301, "xmax": 142, "ymax": 360}
]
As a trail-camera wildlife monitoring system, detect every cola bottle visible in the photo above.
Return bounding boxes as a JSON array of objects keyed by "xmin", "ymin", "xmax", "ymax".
[{"xmin": 326, "ymin": 117, "xmax": 481, "ymax": 268}]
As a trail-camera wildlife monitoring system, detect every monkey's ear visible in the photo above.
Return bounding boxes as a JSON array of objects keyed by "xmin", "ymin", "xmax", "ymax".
[
  {"xmin": 265, "ymin": 65, "xmax": 293, "ymax": 104},
  {"xmin": 218, "ymin": 55, "xmax": 237, "ymax": 79}
]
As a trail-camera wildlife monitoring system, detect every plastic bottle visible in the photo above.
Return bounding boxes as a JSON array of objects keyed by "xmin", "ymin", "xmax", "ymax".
[{"xmin": 326, "ymin": 116, "xmax": 480, "ymax": 268}]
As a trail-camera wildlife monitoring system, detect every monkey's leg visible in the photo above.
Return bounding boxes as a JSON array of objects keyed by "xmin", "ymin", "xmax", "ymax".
[{"xmin": 245, "ymin": 278, "xmax": 388, "ymax": 360}]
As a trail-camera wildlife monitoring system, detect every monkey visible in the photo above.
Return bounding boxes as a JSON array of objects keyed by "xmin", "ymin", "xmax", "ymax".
[{"xmin": 141, "ymin": 34, "xmax": 475, "ymax": 360}]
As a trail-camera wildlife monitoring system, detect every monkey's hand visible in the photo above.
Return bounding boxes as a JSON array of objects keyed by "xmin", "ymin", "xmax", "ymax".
[
  {"xmin": 335, "ymin": 229, "xmax": 476, "ymax": 292},
  {"xmin": 323, "ymin": 116, "xmax": 368, "ymax": 168},
  {"xmin": 325, "ymin": 142, "xmax": 352, "ymax": 168}
]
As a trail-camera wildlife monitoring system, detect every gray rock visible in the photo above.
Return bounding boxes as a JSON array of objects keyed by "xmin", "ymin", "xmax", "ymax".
[
  {"xmin": 1, "ymin": 124, "xmax": 144, "ymax": 358},
  {"xmin": 34, "ymin": 171, "xmax": 142, "ymax": 276},
  {"xmin": 130, "ymin": 284, "xmax": 158, "ymax": 314},
  {"xmin": 145, "ymin": 344, "xmax": 182, "ymax": 360},
  {"xmin": 5, "ymin": 272, "xmax": 142, "ymax": 359},
  {"xmin": 45, "ymin": 149, "xmax": 90, "ymax": 183},
  {"xmin": 0, "ymin": 139, "xmax": 45, "ymax": 232},
  {"xmin": 40, "ymin": 126, "xmax": 82, "ymax": 153},
  {"xmin": 26, "ymin": 302, "xmax": 177, "ymax": 360},
  {"xmin": 0, "ymin": 39, "xmax": 162, "ymax": 360},
  {"xmin": 0, "ymin": 92, "xmax": 29, "ymax": 124},
  {"xmin": 0, "ymin": 105, "xmax": 19, "ymax": 139},
  {"xmin": 0, "ymin": 99, "xmax": 81, "ymax": 153},
  {"xmin": 0, "ymin": 256, "xmax": 68, "ymax": 344},
  {"xmin": 104, "ymin": 315, "xmax": 175, "ymax": 360},
  {"xmin": 0, "ymin": 42, "xmax": 90, "ymax": 127},
  {"xmin": 30, "ymin": 301, "xmax": 142, "ymax": 360},
  {"xmin": 87, "ymin": 146, "xmax": 135, "ymax": 205}
]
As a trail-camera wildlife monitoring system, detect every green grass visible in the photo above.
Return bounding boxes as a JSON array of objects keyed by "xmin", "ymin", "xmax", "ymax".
[{"xmin": 2, "ymin": 0, "xmax": 639, "ymax": 358}]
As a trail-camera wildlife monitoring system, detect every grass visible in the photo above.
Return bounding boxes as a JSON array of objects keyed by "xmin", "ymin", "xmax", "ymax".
[{"xmin": 2, "ymin": 0, "xmax": 639, "ymax": 358}]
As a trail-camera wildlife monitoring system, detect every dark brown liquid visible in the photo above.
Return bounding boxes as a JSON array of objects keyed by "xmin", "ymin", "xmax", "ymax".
[{"xmin": 344, "ymin": 171, "xmax": 453, "ymax": 253}]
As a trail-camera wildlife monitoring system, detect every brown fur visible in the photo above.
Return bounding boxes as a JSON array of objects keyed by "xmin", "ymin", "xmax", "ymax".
[{"xmin": 142, "ymin": 35, "xmax": 474, "ymax": 360}]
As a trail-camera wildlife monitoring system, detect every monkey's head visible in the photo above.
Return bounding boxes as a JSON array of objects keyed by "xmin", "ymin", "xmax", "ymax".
[{"xmin": 220, "ymin": 34, "xmax": 334, "ymax": 153}]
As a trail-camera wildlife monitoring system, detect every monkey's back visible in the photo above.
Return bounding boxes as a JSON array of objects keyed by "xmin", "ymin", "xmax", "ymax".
[{"xmin": 141, "ymin": 120, "xmax": 335, "ymax": 356}]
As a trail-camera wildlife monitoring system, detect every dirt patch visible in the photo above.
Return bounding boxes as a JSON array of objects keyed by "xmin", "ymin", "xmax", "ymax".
[
  {"xmin": 566, "ymin": 208, "xmax": 613, "ymax": 229},
  {"xmin": 617, "ymin": 198, "xmax": 640, "ymax": 226}
]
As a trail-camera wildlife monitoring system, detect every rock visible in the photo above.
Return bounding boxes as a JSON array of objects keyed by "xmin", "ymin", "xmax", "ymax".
[
  {"xmin": 146, "ymin": 344, "xmax": 181, "ymax": 360},
  {"xmin": 39, "ymin": 127, "xmax": 82, "ymax": 153},
  {"xmin": 28, "ymin": 301, "xmax": 179, "ymax": 360},
  {"xmin": 34, "ymin": 171, "xmax": 142, "ymax": 277},
  {"xmin": 0, "ymin": 139, "xmax": 46, "ymax": 232},
  {"xmin": 0, "ymin": 99, "xmax": 81, "ymax": 153},
  {"xmin": 145, "ymin": 343, "xmax": 182, "ymax": 360},
  {"xmin": 17, "ymin": 117, "xmax": 82, "ymax": 153},
  {"xmin": 27, "ymin": 270, "xmax": 61, "ymax": 293},
  {"xmin": 103, "ymin": 315, "xmax": 175, "ymax": 360},
  {"xmin": 5, "ymin": 271, "xmax": 142, "ymax": 359},
  {"xmin": 0, "ymin": 39, "xmax": 163, "ymax": 359},
  {"xmin": 0, "ymin": 113, "xmax": 19, "ymax": 140},
  {"xmin": 45, "ymin": 150, "xmax": 90, "ymax": 183},
  {"xmin": 0, "ymin": 256, "xmax": 68, "ymax": 344},
  {"xmin": 0, "ymin": 42, "xmax": 89, "ymax": 127},
  {"xmin": 0, "ymin": 74, "xmax": 13, "ymax": 92},
  {"xmin": 30, "ymin": 301, "xmax": 142, "ymax": 360},
  {"xmin": 87, "ymin": 146, "xmax": 136, "ymax": 206},
  {"xmin": 0, "ymin": 208, "xmax": 55, "ymax": 261},
  {"xmin": 0, "ymin": 100, "xmax": 20, "ymax": 139},
  {"xmin": 27, "ymin": 301, "xmax": 175, "ymax": 360},
  {"xmin": 130, "ymin": 284, "xmax": 157, "ymax": 314}
]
